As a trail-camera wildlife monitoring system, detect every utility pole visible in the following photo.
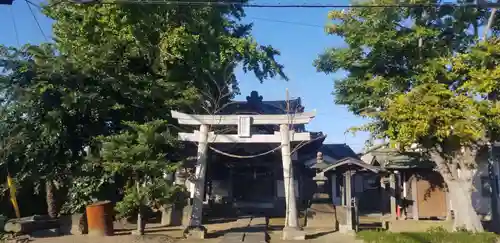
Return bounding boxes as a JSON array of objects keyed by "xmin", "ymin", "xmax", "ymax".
[
  {"xmin": 483, "ymin": 1, "xmax": 500, "ymax": 232},
  {"xmin": 488, "ymin": 140, "xmax": 500, "ymax": 232}
]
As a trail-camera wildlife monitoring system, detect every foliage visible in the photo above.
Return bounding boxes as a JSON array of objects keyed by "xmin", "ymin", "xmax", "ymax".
[
  {"xmin": 315, "ymin": 0, "xmax": 500, "ymax": 231},
  {"xmin": 42, "ymin": 0, "xmax": 287, "ymax": 111},
  {"xmin": 60, "ymin": 163, "xmax": 115, "ymax": 214},
  {"xmin": 314, "ymin": 0, "xmax": 499, "ymax": 152},
  {"xmin": 380, "ymin": 40, "xmax": 500, "ymax": 152},
  {"xmin": 114, "ymin": 181, "xmax": 187, "ymax": 219},
  {"xmin": 0, "ymin": 0, "xmax": 286, "ymax": 217},
  {"xmin": 0, "ymin": 44, "xmax": 94, "ymax": 186},
  {"xmin": 92, "ymin": 120, "xmax": 183, "ymax": 218},
  {"xmin": 357, "ymin": 229, "xmax": 498, "ymax": 243}
]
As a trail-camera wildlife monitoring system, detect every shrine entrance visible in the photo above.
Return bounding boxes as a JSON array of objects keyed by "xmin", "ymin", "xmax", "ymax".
[
  {"xmin": 318, "ymin": 157, "xmax": 384, "ymax": 233},
  {"xmin": 232, "ymin": 165, "xmax": 275, "ymax": 203},
  {"xmin": 171, "ymin": 110, "xmax": 316, "ymax": 240}
]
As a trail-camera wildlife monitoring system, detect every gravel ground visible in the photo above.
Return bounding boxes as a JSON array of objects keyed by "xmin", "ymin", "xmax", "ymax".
[{"xmin": 16, "ymin": 219, "xmax": 360, "ymax": 243}]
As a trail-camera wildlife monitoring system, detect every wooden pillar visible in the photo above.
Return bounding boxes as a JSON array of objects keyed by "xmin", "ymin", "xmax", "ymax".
[
  {"xmin": 345, "ymin": 170, "xmax": 353, "ymax": 230},
  {"xmin": 402, "ymin": 172, "xmax": 407, "ymax": 220},
  {"xmin": 411, "ymin": 176, "xmax": 419, "ymax": 220},
  {"xmin": 340, "ymin": 174, "xmax": 345, "ymax": 206},
  {"xmin": 389, "ymin": 173, "xmax": 397, "ymax": 220},
  {"xmin": 397, "ymin": 172, "xmax": 406, "ymax": 220},
  {"xmin": 380, "ymin": 177, "xmax": 387, "ymax": 216},
  {"xmin": 331, "ymin": 174, "xmax": 338, "ymax": 205},
  {"xmin": 188, "ymin": 124, "xmax": 209, "ymax": 228}
]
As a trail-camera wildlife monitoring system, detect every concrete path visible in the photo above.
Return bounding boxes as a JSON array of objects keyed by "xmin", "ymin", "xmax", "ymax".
[
  {"xmin": 268, "ymin": 230, "xmax": 362, "ymax": 243},
  {"xmin": 220, "ymin": 217, "xmax": 267, "ymax": 243}
]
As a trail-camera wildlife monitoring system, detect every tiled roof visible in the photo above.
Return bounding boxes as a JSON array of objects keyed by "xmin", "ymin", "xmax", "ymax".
[
  {"xmin": 321, "ymin": 157, "xmax": 383, "ymax": 173},
  {"xmin": 369, "ymin": 148, "xmax": 434, "ymax": 169},
  {"xmin": 319, "ymin": 144, "xmax": 358, "ymax": 159},
  {"xmin": 304, "ymin": 143, "xmax": 359, "ymax": 169},
  {"xmin": 219, "ymin": 91, "xmax": 304, "ymax": 115}
]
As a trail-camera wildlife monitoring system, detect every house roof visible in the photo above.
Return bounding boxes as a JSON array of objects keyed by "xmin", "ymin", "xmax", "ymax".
[
  {"xmin": 320, "ymin": 157, "xmax": 383, "ymax": 173},
  {"xmin": 362, "ymin": 142, "xmax": 500, "ymax": 170},
  {"xmin": 304, "ymin": 143, "xmax": 359, "ymax": 169},
  {"xmin": 321, "ymin": 144, "xmax": 358, "ymax": 159},
  {"xmin": 368, "ymin": 148, "xmax": 434, "ymax": 169}
]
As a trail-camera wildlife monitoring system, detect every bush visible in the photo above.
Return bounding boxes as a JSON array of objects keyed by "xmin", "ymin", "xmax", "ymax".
[{"xmin": 357, "ymin": 230, "xmax": 498, "ymax": 243}]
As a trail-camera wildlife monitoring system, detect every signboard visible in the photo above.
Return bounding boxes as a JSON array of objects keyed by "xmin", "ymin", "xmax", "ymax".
[{"xmin": 238, "ymin": 116, "xmax": 251, "ymax": 138}]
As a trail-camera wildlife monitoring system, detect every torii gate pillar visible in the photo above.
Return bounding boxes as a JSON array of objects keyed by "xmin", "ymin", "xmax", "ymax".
[
  {"xmin": 182, "ymin": 124, "xmax": 209, "ymax": 238},
  {"xmin": 280, "ymin": 124, "xmax": 306, "ymax": 240}
]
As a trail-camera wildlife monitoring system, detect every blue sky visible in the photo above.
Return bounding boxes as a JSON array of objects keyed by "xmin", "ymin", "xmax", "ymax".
[{"xmin": 0, "ymin": 0, "xmax": 370, "ymax": 152}]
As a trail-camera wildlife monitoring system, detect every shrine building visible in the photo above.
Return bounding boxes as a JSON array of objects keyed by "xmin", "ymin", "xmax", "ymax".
[{"xmin": 171, "ymin": 91, "xmax": 360, "ymax": 239}]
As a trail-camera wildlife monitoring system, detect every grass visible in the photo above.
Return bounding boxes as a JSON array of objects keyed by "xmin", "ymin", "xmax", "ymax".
[{"xmin": 357, "ymin": 228, "xmax": 499, "ymax": 243}]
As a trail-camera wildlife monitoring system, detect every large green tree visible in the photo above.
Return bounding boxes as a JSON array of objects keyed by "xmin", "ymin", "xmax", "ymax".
[
  {"xmin": 315, "ymin": 0, "xmax": 498, "ymax": 232},
  {"xmin": 0, "ymin": 0, "xmax": 286, "ymax": 217},
  {"xmin": 42, "ymin": 1, "xmax": 286, "ymax": 112},
  {"xmin": 0, "ymin": 44, "xmax": 120, "ymax": 217}
]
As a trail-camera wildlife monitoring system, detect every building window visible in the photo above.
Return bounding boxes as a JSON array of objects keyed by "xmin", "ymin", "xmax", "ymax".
[{"xmin": 481, "ymin": 176, "xmax": 492, "ymax": 197}]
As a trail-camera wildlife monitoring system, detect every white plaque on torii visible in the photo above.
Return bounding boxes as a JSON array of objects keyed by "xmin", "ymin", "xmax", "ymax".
[{"xmin": 237, "ymin": 116, "xmax": 251, "ymax": 138}]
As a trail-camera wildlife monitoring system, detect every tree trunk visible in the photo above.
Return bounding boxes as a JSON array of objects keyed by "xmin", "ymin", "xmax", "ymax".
[
  {"xmin": 431, "ymin": 150, "xmax": 484, "ymax": 232},
  {"xmin": 135, "ymin": 180, "xmax": 145, "ymax": 235},
  {"xmin": 136, "ymin": 212, "xmax": 145, "ymax": 235},
  {"xmin": 447, "ymin": 179, "xmax": 484, "ymax": 232},
  {"xmin": 45, "ymin": 180, "xmax": 58, "ymax": 218}
]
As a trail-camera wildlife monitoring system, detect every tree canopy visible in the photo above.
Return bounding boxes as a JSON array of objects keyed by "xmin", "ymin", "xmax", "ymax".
[
  {"xmin": 315, "ymin": 0, "xmax": 499, "ymax": 231},
  {"xmin": 0, "ymin": 0, "xmax": 287, "ymax": 217}
]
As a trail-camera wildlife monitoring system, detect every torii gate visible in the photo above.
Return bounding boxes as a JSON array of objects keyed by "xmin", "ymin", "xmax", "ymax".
[{"xmin": 171, "ymin": 110, "xmax": 315, "ymax": 240}]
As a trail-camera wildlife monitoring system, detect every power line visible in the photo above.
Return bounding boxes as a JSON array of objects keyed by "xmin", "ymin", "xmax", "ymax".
[
  {"xmin": 25, "ymin": 0, "xmax": 42, "ymax": 10},
  {"xmin": 9, "ymin": 6, "xmax": 20, "ymax": 47},
  {"xmin": 247, "ymin": 16, "xmax": 324, "ymax": 28},
  {"xmin": 25, "ymin": 0, "xmax": 48, "ymax": 42},
  {"xmin": 53, "ymin": 0, "xmax": 500, "ymax": 8}
]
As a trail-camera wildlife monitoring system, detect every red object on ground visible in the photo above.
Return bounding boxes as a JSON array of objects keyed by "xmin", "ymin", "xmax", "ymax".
[
  {"xmin": 86, "ymin": 201, "xmax": 114, "ymax": 236},
  {"xmin": 396, "ymin": 205, "xmax": 401, "ymax": 218}
]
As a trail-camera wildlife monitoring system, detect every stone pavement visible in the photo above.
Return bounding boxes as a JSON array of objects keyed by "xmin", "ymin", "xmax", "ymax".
[
  {"xmin": 268, "ymin": 229, "xmax": 362, "ymax": 243},
  {"xmin": 219, "ymin": 217, "xmax": 267, "ymax": 243}
]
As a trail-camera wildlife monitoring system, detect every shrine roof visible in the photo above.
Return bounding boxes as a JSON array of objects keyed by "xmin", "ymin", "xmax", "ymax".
[
  {"xmin": 303, "ymin": 143, "xmax": 359, "ymax": 169},
  {"xmin": 219, "ymin": 91, "xmax": 304, "ymax": 115},
  {"xmin": 320, "ymin": 144, "xmax": 358, "ymax": 159},
  {"xmin": 321, "ymin": 157, "xmax": 383, "ymax": 173},
  {"xmin": 366, "ymin": 147, "xmax": 434, "ymax": 169}
]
